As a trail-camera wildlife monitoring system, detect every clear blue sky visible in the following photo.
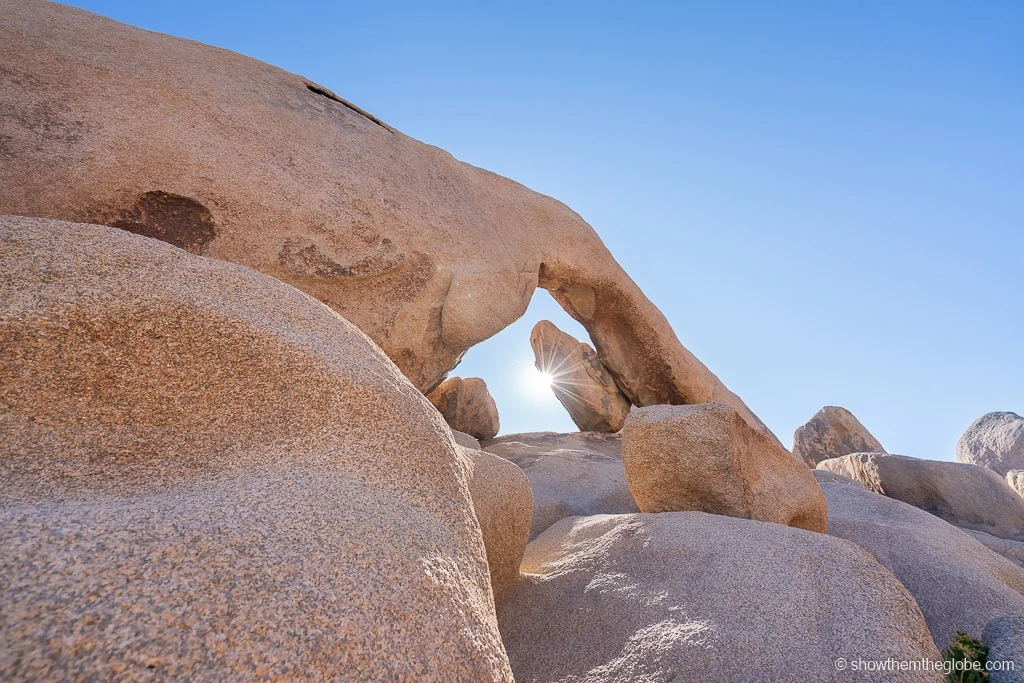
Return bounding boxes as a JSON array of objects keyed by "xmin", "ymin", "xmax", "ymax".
[{"xmin": 63, "ymin": 0, "xmax": 1023, "ymax": 459}]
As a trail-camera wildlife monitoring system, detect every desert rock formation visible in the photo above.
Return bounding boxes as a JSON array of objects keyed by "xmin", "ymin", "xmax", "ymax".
[
  {"xmin": 821, "ymin": 480, "xmax": 1024, "ymax": 649},
  {"xmin": 793, "ymin": 406, "xmax": 886, "ymax": 466},
  {"xmin": 958, "ymin": 412, "xmax": 1024, "ymax": 477},
  {"xmin": 428, "ymin": 377, "xmax": 501, "ymax": 440},
  {"xmin": 483, "ymin": 432, "xmax": 638, "ymax": 539},
  {"xmin": 0, "ymin": 217, "xmax": 512, "ymax": 680},
  {"xmin": 818, "ymin": 453, "xmax": 1024, "ymax": 541},
  {"xmin": 622, "ymin": 404, "xmax": 828, "ymax": 532},
  {"xmin": 529, "ymin": 320, "xmax": 631, "ymax": 432},
  {"xmin": 0, "ymin": 0, "xmax": 777, "ymax": 444},
  {"xmin": 498, "ymin": 513, "xmax": 942, "ymax": 682}
]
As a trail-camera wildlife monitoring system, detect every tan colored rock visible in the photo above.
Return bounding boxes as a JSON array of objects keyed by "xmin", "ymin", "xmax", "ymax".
[
  {"xmin": 967, "ymin": 530, "xmax": 1024, "ymax": 569},
  {"xmin": 813, "ymin": 469, "xmax": 867, "ymax": 488},
  {"xmin": 498, "ymin": 513, "xmax": 942, "ymax": 683},
  {"xmin": 817, "ymin": 453, "xmax": 1024, "ymax": 541},
  {"xmin": 793, "ymin": 405, "xmax": 886, "ymax": 466},
  {"xmin": 958, "ymin": 412, "xmax": 1024, "ymax": 477},
  {"xmin": 428, "ymin": 377, "xmax": 500, "ymax": 440},
  {"xmin": 1009, "ymin": 470, "xmax": 1024, "ymax": 498},
  {"xmin": 622, "ymin": 404, "xmax": 828, "ymax": 533},
  {"xmin": 0, "ymin": 217, "xmax": 512, "ymax": 681},
  {"xmin": 462, "ymin": 446, "xmax": 533, "ymax": 598},
  {"xmin": 0, "ymin": 0, "xmax": 778, "ymax": 445},
  {"xmin": 452, "ymin": 430, "xmax": 483, "ymax": 450},
  {"xmin": 821, "ymin": 481, "xmax": 1024, "ymax": 649},
  {"xmin": 483, "ymin": 432, "xmax": 638, "ymax": 539},
  {"xmin": 529, "ymin": 320, "xmax": 630, "ymax": 433}
]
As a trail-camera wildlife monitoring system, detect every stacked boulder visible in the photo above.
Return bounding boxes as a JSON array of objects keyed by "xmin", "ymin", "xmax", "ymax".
[
  {"xmin": 428, "ymin": 377, "xmax": 501, "ymax": 440},
  {"xmin": 792, "ymin": 405, "xmax": 886, "ymax": 466},
  {"xmin": 529, "ymin": 320, "xmax": 631, "ymax": 432}
]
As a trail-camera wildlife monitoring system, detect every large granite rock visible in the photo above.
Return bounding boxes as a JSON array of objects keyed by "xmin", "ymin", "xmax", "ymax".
[
  {"xmin": 428, "ymin": 377, "xmax": 500, "ymax": 440},
  {"xmin": 817, "ymin": 453, "xmax": 1024, "ymax": 541},
  {"xmin": 0, "ymin": 217, "xmax": 512, "ymax": 680},
  {"xmin": 0, "ymin": 0, "xmax": 778, "ymax": 445},
  {"xmin": 958, "ymin": 412, "xmax": 1024, "ymax": 477},
  {"xmin": 498, "ymin": 513, "xmax": 942, "ymax": 682},
  {"xmin": 529, "ymin": 320, "xmax": 630, "ymax": 433},
  {"xmin": 622, "ymin": 404, "xmax": 828, "ymax": 533},
  {"xmin": 821, "ymin": 481, "xmax": 1024, "ymax": 650},
  {"xmin": 482, "ymin": 432, "xmax": 638, "ymax": 539},
  {"xmin": 792, "ymin": 406, "xmax": 886, "ymax": 466},
  {"xmin": 983, "ymin": 616, "xmax": 1024, "ymax": 683},
  {"xmin": 462, "ymin": 446, "xmax": 533, "ymax": 597}
]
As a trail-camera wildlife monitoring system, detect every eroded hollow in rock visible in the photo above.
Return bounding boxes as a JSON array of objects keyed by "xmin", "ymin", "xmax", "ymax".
[{"xmin": 109, "ymin": 191, "xmax": 216, "ymax": 255}]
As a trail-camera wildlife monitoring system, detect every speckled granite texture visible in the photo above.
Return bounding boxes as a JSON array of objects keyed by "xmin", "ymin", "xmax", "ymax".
[{"xmin": 0, "ymin": 216, "xmax": 513, "ymax": 681}]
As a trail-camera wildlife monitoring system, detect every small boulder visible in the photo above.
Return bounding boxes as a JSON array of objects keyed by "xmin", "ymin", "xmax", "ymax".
[
  {"xmin": 498, "ymin": 513, "xmax": 942, "ymax": 682},
  {"xmin": 462, "ymin": 446, "xmax": 533, "ymax": 598},
  {"xmin": 529, "ymin": 320, "xmax": 631, "ymax": 432},
  {"xmin": 817, "ymin": 453, "xmax": 1024, "ymax": 541},
  {"xmin": 483, "ymin": 432, "xmax": 637, "ymax": 539},
  {"xmin": 792, "ymin": 405, "xmax": 885, "ymax": 466},
  {"xmin": 452, "ymin": 430, "xmax": 483, "ymax": 450},
  {"xmin": 822, "ymin": 481, "xmax": 1024, "ymax": 649},
  {"xmin": 958, "ymin": 412, "xmax": 1024, "ymax": 477},
  {"xmin": 427, "ymin": 377, "xmax": 500, "ymax": 440},
  {"xmin": 983, "ymin": 616, "xmax": 1024, "ymax": 683},
  {"xmin": 622, "ymin": 404, "xmax": 828, "ymax": 533}
]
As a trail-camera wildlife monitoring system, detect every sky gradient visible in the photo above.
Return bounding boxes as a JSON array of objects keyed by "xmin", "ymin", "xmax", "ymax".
[{"xmin": 62, "ymin": 0, "xmax": 1024, "ymax": 459}]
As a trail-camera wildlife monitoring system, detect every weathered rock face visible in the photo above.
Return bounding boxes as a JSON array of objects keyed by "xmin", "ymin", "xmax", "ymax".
[
  {"xmin": 958, "ymin": 412, "xmax": 1024, "ymax": 477},
  {"xmin": 0, "ymin": 0, "xmax": 778, "ymax": 445},
  {"xmin": 983, "ymin": 616, "xmax": 1024, "ymax": 683},
  {"xmin": 529, "ymin": 320, "xmax": 630, "ymax": 433},
  {"xmin": 622, "ymin": 404, "xmax": 828, "ymax": 533},
  {"xmin": 792, "ymin": 406, "xmax": 886, "ymax": 466},
  {"xmin": 1009, "ymin": 471, "xmax": 1024, "ymax": 498},
  {"xmin": 482, "ymin": 432, "xmax": 638, "ymax": 539},
  {"xmin": 462, "ymin": 447, "xmax": 533, "ymax": 598},
  {"xmin": 821, "ymin": 481, "xmax": 1024, "ymax": 650},
  {"xmin": 498, "ymin": 513, "xmax": 942, "ymax": 683},
  {"xmin": 0, "ymin": 217, "xmax": 512, "ymax": 681},
  {"xmin": 427, "ymin": 377, "xmax": 500, "ymax": 440},
  {"xmin": 817, "ymin": 453, "xmax": 1024, "ymax": 541}
]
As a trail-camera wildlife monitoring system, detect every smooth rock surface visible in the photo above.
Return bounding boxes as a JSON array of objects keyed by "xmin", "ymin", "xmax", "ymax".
[
  {"xmin": 428, "ymin": 377, "xmax": 500, "ymax": 441},
  {"xmin": 0, "ymin": 0, "xmax": 778, "ymax": 445},
  {"xmin": 818, "ymin": 453, "xmax": 1024, "ymax": 541},
  {"xmin": 452, "ymin": 430, "xmax": 483, "ymax": 450},
  {"xmin": 958, "ymin": 412, "xmax": 1024, "ymax": 477},
  {"xmin": 793, "ymin": 406, "xmax": 886, "ymax": 466},
  {"xmin": 498, "ymin": 513, "xmax": 942, "ymax": 683},
  {"xmin": 529, "ymin": 320, "xmax": 630, "ymax": 433},
  {"xmin": 463, "ymin": 447, "xmax": 533, "ymax": 597},
  {"xmin": 0, "ymin": 216, "xmax": 512, "ymax": 681},
  {"xmin": 983, "ymin": 616, "xmax": 1024, "ymax": 683},
  {"xmin": 482, "ymin": 432, "xmax": 638, "ymax": 539},
  {"xmin": 822, "ymin": 481, "xmax": 1024, "ymax": 650},
  {"xmin": 967, "ymin": 530, "xmax": 1024, "ymax": 569},
  {"xmin": 622, "ymin": 404, "xmax": 828, "ymax": 532}
]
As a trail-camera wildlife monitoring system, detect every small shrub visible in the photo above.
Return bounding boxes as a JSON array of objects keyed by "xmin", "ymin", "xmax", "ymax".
[{"xmin": 943, "ymin": 631, "xmax": 989, "ymax": 683}]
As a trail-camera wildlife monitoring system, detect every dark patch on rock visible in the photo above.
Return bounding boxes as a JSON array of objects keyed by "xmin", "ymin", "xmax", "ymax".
[{"xmin": 110, "ymin": 191, "xmax": 216, "ymax": 254}]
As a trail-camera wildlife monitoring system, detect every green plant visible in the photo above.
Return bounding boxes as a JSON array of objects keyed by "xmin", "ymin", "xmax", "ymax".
[{"xmin": 943, "ymin": 631, "xmax": 989, "ymax": 683}]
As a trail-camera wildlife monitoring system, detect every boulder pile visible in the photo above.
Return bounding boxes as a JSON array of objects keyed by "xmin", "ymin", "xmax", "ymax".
[{"xmin": 2, "ymin": 1, "xmax": 1023, "ymax": 680}]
